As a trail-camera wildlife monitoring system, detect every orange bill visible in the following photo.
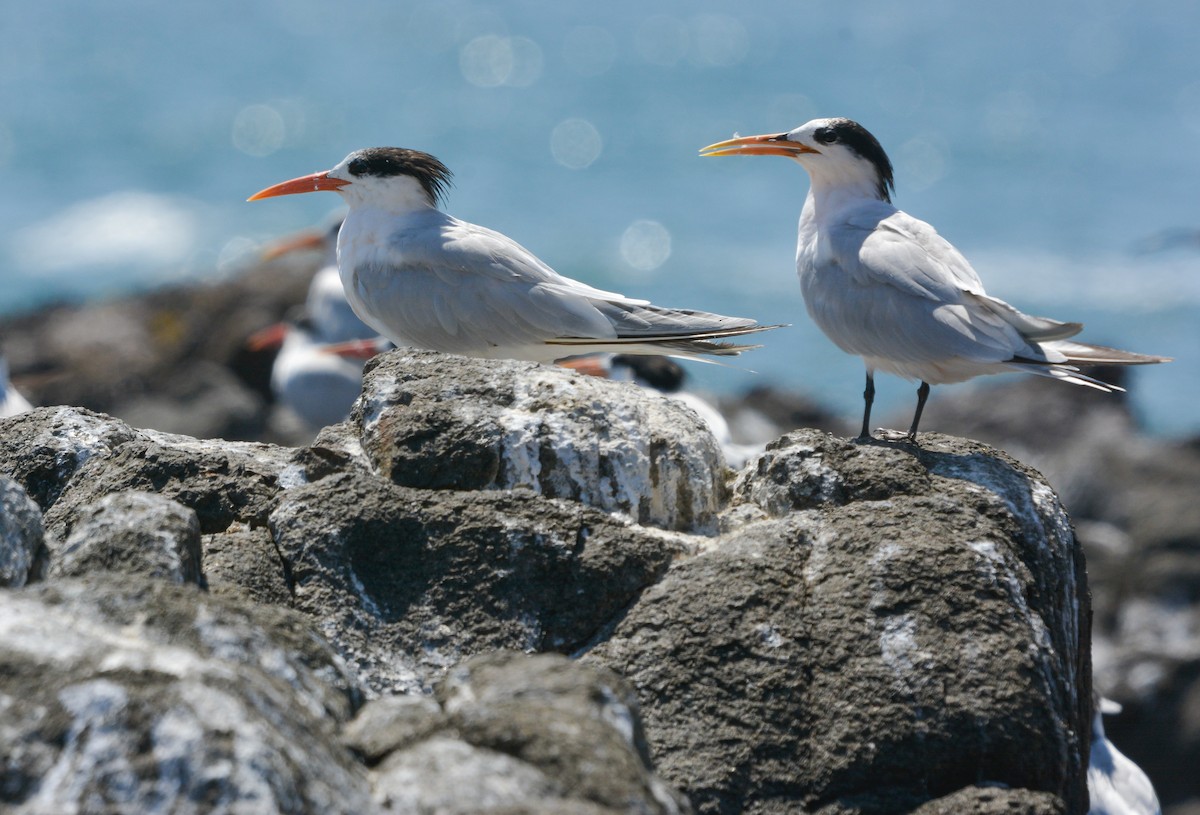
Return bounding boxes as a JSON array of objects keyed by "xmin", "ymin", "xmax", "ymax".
[
  {"xmin": 699, "ymin": 133, "xmax": 817, "ymax": 158},
  {"xmin": 248, "ymin": 171, "xmax": 349, "ymax": 201}
]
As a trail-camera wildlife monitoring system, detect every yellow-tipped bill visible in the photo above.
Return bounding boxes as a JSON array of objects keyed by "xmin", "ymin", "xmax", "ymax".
[{"xmin": 699, "ymin": 133, "xmax": 818, "ymax": 158}]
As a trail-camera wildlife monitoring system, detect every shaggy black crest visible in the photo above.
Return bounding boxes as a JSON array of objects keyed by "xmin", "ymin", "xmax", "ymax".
[
  {"xmin": 346, "ymin": 147, "xmax": 454, "ymax": 206},
  {"xmin": 813, "ymin": 119, "xmax": 895, "ymax": 202}
]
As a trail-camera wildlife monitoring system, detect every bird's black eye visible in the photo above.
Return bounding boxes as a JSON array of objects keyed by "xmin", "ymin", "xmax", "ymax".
[
  {"xmin": 813, "ymin": 127, "xmax": 838, "ymax": 145},
  {"xmin": 347, "ymin": 158, "xmax": 367, "ymax": 176}
]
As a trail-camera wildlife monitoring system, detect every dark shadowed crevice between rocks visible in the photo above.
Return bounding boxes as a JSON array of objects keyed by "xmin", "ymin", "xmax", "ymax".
[{"xmin": 269, "ymin": 526, "xmax": 298, "ymax": 602}]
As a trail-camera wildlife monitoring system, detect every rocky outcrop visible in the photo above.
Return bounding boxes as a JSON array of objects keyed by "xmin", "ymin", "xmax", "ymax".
[
  {"xmin": 266, "ymin": 469, "xmax": 682, "ymax": 694},
  {"xmin": 917, "ymin": 374, "xmax": 1200, "ymax": 812},
  {"xmin": 48, "ymin": 490, "xmax": 202, "ymax": 583},
  {"xmin": 0, "ymin": 575, "xmax": 368, "ymax": 814},
  {"xmin": 590, "ymin": 432, "xmax": 1091, "ymax": 813},
  {"xmin": 352, "ymin": 651, "xmax": 691, "ymax": 814},
  {"xmin": 0, "ymin": 350, "xmax": 1099, "ymax": 813},
  {"xmin": 0, "ymin": 475, "xmax": 46, "ymax": 587},
  {"xmin": 348, "ymin": 351, "xmax": 728, "ymax": 534}
]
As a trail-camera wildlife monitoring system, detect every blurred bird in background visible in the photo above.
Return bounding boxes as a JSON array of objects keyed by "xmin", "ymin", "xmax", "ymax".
[
  {"xmin": 248, "ymin": 216, "xmax": 390, "ymax": 433},
  {"xmin": 0, "ymin": 353, "xmax": 33, "ymax": 418}
]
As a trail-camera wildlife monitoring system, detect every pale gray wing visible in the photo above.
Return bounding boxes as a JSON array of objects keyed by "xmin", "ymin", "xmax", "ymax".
[
  {"xmin": 961, "ymin": 292, "xmax": 1083, "ymax": 342},
  {"xmin": 347, "ymin": 217, "xmax": 642, "ymax": 354},
  {"xmin": 856, "ymin": 211, "xmax": 1082, "ymax": 342},
  {"xmin": 814, "ymin": 208, "xmax": 1054, "ymax": 364},
  {"xmin": 585, "ymin": 300, "xmax": 759, "ymax": 338},
  {"xmin": 846, "ymin": 207, "xmax": 987, "ymax": 300}
]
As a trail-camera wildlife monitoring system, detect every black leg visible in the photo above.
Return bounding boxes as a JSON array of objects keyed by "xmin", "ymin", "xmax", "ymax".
[
  {"xmin": 906, "ymin": 381, "xmax": 930, "ymax": 442},
  {"xmin": 858, "ymin": 371, "xmax": 875, "ymax": 440}
]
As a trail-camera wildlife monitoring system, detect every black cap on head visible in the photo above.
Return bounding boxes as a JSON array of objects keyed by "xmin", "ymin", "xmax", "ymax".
[
  {"xmin": 345, "ymin": 148, "xmax": 453, "ymax": 206},
  {"xmin": 812, "ymin": 119, "xmax": 894, "ymax": 202}
]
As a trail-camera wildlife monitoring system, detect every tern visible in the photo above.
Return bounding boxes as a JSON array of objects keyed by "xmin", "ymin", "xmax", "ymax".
[
  {"xmin": 701, "ymin": 118, "xmax": 1169, "ymax": 441},
  {"xmin": 249, "ymin": 221, "xmax": 389, "ymax": 432},
  {"xmin": 260, "ymin": 215, "xmax": 380, "ymax": 346},
  {"xmin": 1088, "ymin": 697, "xmax": 1160, "ymax": 815},
  {"xmin": 248, "ymin": 310, "xmax": 369, "ymax": 431},
  {"xmin": 0, "ymin": 354, "xmax": 33, "ymax": 418},
  {"xmin": 249, "ymin": 148, "xmax": 779, "ymax": 363}
]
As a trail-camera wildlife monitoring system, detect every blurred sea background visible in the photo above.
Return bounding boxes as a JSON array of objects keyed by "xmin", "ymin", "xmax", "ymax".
[{"xmin": 2, "ymin": 0, "xmax": 1196, "ymax": 435}]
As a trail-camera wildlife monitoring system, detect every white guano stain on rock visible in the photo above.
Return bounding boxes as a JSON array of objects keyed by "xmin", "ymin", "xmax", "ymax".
[
  {"xmin": 493, "ymin": 370, "xmax": 721, "ymax": 534},
  {"xmin": 733, "ymin": 439, "xmax": 843, "ymax": 517},
  {"xmin": 357, "ymin": 374, "xmax": 406, "ymax": 438},
  {"xmin": 35, "ymin": 680, "xmax": 135, "ymax": 810},
  {"xmin": 754, "ymin": 622, "xmax": 786, "ymax": 649},
  {"xmin": 596, "ymin": 682, "xmax": 638, "ymax": 749},
  {"xmin": 3, "ymin": 596, "xmax": 212, "ymax": 681},
  {"xmin": 276, "ymin": 463, "xmax": 309, "ymax": 489},
  {"xmin": 34, "ymin": 411, "xmax": 131, "ymax": 482},
  {"xmin": 880, "ymin": 614, "xmax": 920, "ymax": 676},
  {"xmin": 936, "ymin": 452, "xmax": 1082, "ymax": 711}
]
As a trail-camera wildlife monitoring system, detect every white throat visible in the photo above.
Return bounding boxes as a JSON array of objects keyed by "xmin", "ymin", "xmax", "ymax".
[{"xmin": 337, "ymin": 174, "xmax": 436, "ymax": 216}]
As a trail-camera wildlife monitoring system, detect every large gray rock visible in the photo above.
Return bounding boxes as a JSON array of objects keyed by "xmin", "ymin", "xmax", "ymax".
[
  {"xmin": 914, "ymin": 374, "xmax": 1200, "ymax": 812},
  {"xmin": 202, "ymin": 521, "xmax": 293, "ymax": 606},
  {"xmin": 349, "ymin": 349, "xmax": 728, "ymax": 534},
  {"xmin": 37, "ymin": 427, "xmax": 305, "ymax": 537},
  {"xmin": 0, "ymin": 356, "xmax": 1101, "ymax": 814},
  {"xmin": 267, "ymin": 470, "xmax": 683, "ymax": 694},
  {"xmin": 0, "ymin": 407, "xmax": 138, "ymax": 509},
  {"xmin": 588, "ymin": 430, "xmax": 1091, "ymax": 814},
  {"xmin": 0, "ymin": 475, "xmax": 45, "ymax": 587},
  {"xmin": 0, "ymin": 409, "xmax": 315, "ymax": 538},
  {"xmin": 0, "ymin": 575, "xmax": 367, "ymax": 814},
  {"xmin": 342, "ymin": 651, "xmax": 689, "ymax": 814},
  {"xmin": 49, "ymin": 490, "xmax": 202, "ymax": 584}
]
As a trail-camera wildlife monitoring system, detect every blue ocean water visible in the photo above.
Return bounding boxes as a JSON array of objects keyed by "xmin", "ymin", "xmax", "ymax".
[{"xmin": 2, "ymin": 0, "xmax": 1196, "ymax": 434}]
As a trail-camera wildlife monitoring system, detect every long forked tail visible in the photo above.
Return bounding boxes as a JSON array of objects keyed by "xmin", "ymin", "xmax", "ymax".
[
  {"xmin": 1050, "ymin": 340, "xmax": 1172, "ymax": 367},
  {"xmin": 1010, "ymin": 340, "xmax": 1172, "ymax": 391},
  {"xmin": 546, "ymin": 322, "xmax": 784, "ymax": 358}
]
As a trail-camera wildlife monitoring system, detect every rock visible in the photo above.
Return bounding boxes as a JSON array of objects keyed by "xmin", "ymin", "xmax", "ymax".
[
  {"xmin": 342, "ymin": 693, "xmax": 445, "ymax": 763},
  {"xmin": 201, "ymin": 522, "xmax": 293, "ymax": 606},
  {"xmin": 587, "ymin": 429, "xmax": 1091, "ymax": 814},
  {"xmin": 267, "ymin": 470, "xmax": 684, "ymax": 694},
  {"xmin": 0, "ymin": 575, "xmax": 367, "ymax": 815},
  {"xmin": 49, "ymin": 490, "xmax": 202, "ymax": 585},
  {"xmin": 0, "ymin": 357, "xmax": 1102, "ymax": 813},
  {"xmin": 0, "ymin": 475, "xmax": 46, "ymax": 587},
  {"xmin": 0, "ymin": 407, "xmax": 138, "ymax": 509},
  {"xmin": 352, "ymin": 349, "xmax": 728, "ymax": 534},
  {"xmin": 374, "ymin": 734, "xmax": 566, "ymax": 813},
  {"xmin": 0, "ymin": 411, "xmax": 310, "ymax": 537},
  {"xmin": 914, "ymin": 374, "xmax": 1200, "ymax": 813},
  {"xmin": 359, "ymin": 651, "xmax": 689, "ymax": 814},
  {"xmin": 907, "ymin": 786, "xmax": 1066, "ymax": 814},
  {"xmin": 0, "ymin": 252, "xmax": 316, "ymax": 441}
]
